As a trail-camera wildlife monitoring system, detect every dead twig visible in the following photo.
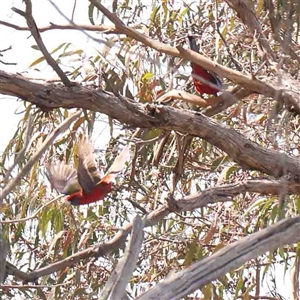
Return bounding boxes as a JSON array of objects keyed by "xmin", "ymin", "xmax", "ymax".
[{"xmin": 12, "ymin": 0, "xmax": 72, "ymax": 86}]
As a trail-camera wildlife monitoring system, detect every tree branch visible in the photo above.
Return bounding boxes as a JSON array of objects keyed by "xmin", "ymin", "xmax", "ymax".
[
  {"xmin": 137, "ymin": 216, "xmax": 300, "ymax": 300},
  {"xmin": 0, "ymin": 20, "xmax": 116, "ymax": 34},
  {"xmin": 225, "ymin": 0, "xmax": 276, "ymax": 60},
  {"xmin": 12, "ymin": 0, "xmax": 72, "ymax": 86},
  {"xmin": 100, "ymin": 215, "xmax": 144, "ymax": 300},
  {"xmin": 3, "ymin": 1, "xmax": 300, "ymax": 110},
  {"xmin": 1, "ymin": 70, "xmax": 300, "ymax": 179},
  {"xmin": 0, "ymin": 196, "xmax": 63, "ymax": 224},
  {"xmin": 88, "ymin": 0, "xmax": 300, "ymax": 113},
  {"xmin": 7, "ymin": 178, "xmax": 300, "ymax": 283},
  {"xmin": 176, "ymin": 178, "xmax": 300, "ymax": 211}
]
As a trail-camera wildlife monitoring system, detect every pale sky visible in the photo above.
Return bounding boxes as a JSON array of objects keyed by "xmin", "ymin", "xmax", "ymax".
[
  {"xmin": 0, "ymin": 0, "xmax": 110, "ymax": 151},
  {"xmin": 0, "ymin": 0, "xmax": 295, "ymax": 298}
]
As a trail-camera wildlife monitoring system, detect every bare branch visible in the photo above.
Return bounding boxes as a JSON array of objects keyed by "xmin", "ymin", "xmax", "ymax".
[
  {"xmin": 7, "ymin": 178, "xmax": 300, "ymax": 283},
  {"xmin": 12, "ymin": 1, "xmax": 72, "ymax": 86},
  {"xmin": 88, "ymin": 0, "xmax": 300, "ymax": 113},
  {"xmin": 156, "ymin": 90, "xmax": 211, "ymax": 108},
  {"xmin": 0, "ymin": 20, "xmax": 116, "ymax": 33},
  {"xmin": 176, "ymin": 178, "xmax": 300, "ymax": 211},
  {"xmin": 137, "ymin": 216, "xmax": 300, "ymax": 300},
  {"xmin": 0, "ymin": 60, "xmax": 17, "ymax": 66},
  {"xmin": 101, "ymin": 215, "xmax": 144, "ymax": 300},
  {"xmin": 1, "ymin": 70, "xmax": 300, "ymax": 178},
  {"xmin": 5, "ymin": 262, "xmax": 34, "ymax": 283},
  {"xmin": 0, "ymin": 46, "xmax": 12, "ymax": 53}
]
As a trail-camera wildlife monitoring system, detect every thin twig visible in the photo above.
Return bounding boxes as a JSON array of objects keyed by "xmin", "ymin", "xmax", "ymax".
[
  {"xmin": 216, "ymin": 25, "xmax": 243, "ymax": 71},
  {"xmin": 0, "ymin": 195, "xmax": 63, "ymax": 224},
  {"xmin": 125, "ymin": 198, "xmax": 148, "ymax": 214},
  {"xmin": 71, "ymin": 0, "xmax": 77, "ymax": 21},
  {"xmin": 0, "ymin": 20, "xmax": 116, "ymax": 33},
  {"xmin": 6, "ymin": 178, "xmax": 300, "ymax": 283},
  {"xmin": 0, "ymin": 283, "xmax": 70, "ymax": 289},
  {"xmin": 0, "ymin": 60, "xmax": 17, "ymax": 66},
  {"xmin": 0, "ymin": 46, "xmax": 12, "ymax": 53},
  {"xmin": 12, "ymin": 1, "xmax": 72, "ymax": 86}
]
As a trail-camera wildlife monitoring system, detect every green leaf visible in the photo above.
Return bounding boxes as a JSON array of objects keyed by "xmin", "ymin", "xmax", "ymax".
[
  {"xmin": 183, "ymin": 242, "xmax": 198, "ymax": 266},
  {"xmin": 142, "ymin": 72, "xmax": 154, "ymax": 80},
  {"xmin": 150, "ymin": 6, "xmax": 160, "ymax": 23},
  {"xmin": 235, "ymin": 277, "xmax": 244, "ymax": 297},
  {"xmin": 28, "ymin": 56, "xmax": 45, "ymax": 68},
  {"xmin": 88, "ymin": 4, "xmax": 96, "ymax": 25},
  {"xmin": 59, "ymin": 49, "xmax": 83, "ymax": 58}
]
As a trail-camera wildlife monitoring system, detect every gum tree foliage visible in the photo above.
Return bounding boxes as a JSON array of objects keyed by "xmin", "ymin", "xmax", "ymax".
[{"xmin": 1, "ymin": 0, "xmax": 300, "ymax": 299}]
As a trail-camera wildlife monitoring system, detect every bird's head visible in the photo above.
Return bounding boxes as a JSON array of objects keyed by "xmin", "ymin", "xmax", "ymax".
[{"xmin": 66, "ymin": 191, "xmax": 83, "ymax": 206}]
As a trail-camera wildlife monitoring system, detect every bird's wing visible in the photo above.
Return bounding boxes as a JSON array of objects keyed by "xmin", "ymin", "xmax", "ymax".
[
  {"xmin": 46, "ymin": 161, "xmax": 80, "ymax": 195},
  {"xmin": 77, "ymin": 136, "xmax": 102, "ymax": 194},
  {"xmin": 187, "ymin": 35, "xmax": 222, "ymax": 94},
  {"xmin": 100, "ymin": 144, "xmax": 130, "ymax": 184}
]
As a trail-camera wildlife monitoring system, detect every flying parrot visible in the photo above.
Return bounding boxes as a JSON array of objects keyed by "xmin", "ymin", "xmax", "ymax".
[
  {"xmin": 187, "ymin": 36, "xmax": 222, "ymax": 96},
  {"xmin": 46, "ymin": 136, "xmax": 130, "ymax": 205}
]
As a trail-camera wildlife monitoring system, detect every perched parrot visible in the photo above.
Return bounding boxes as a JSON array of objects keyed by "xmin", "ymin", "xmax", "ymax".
[
  {"xmin": 187, "ymin": 36, "xmax": 222, "ymax": 95},
  {"xmin": 46, "ymin": 136, "xmax": 130, "ymax": 205}
]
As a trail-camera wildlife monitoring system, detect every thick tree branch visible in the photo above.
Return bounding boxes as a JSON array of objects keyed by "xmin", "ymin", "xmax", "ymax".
[
  {"xmin": 176, "ymin": 178, "xmax": 300, "ymax": 211},
  {"xmin": 137, "ymin": 216, "xmax": 300, "ymax": 300},
  {"xmin": 88, "ymin": 0, "xmax": 300, "ymax": 113},
  {"xmin": 100, "ymin": 215, "xmax": 144, "ymax": 300},
  {"xmin": 2, "ymin": 3, "xmax": 300, "ymax": 110},
  {"xmin": 1, "ymin": 70, "xmax": 300, "ymax": 179},
  {"xmin": 7, "ymin": 178, "xmax": 300, "ymax": 283}
]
